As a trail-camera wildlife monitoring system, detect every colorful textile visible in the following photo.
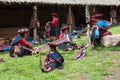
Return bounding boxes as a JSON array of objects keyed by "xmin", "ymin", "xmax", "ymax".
[
  {"xmin": 44, "ymin": 51, "xmax": 64, "ymax": 68},
  {"xmin": 10, "ymin": 35, "xmax": 23, "ymax": 46},
  {"xmin": 74, "ymin": 49, "xmax": 86, "ymax": 60},
  {"xmin": 97, "ymin": 20, "xmax": 111, "ymax": 28},
  {"xmin": 0, "ymin": 44, "xmax": 10, "ymax": 51}
]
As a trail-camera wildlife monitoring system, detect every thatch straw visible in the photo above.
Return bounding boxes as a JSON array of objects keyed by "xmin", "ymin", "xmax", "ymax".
[{"xmin": 0, "ymin": 0, "xmax": 120, "ymax": 6}]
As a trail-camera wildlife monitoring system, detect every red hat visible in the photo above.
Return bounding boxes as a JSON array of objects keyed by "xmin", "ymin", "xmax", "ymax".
[
  {"xmin": 50, "ymin": 13, "xmax": 58, "ymax": 17},
  {"xmin": 92, "ymin": 13, "xmax": 103, "ymax": 19},
  {"xmin": 61, "ymin": 26, "xmax": 69, "ymax": 31},
  {"xmin": 47, "ymin": 42, "xmax": 59, "ymax": 47},
  {"xmin": 17, "ymin": 28, "xmax": 28, "ymax": 34}
]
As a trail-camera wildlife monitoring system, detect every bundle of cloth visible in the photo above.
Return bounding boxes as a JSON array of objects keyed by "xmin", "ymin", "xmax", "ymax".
[
  {"xmin": 0, "ymin": 44, "xmax": 11, "ymax": 52},
  {"xmin": 74, "ymin": 48, "xmax": 86, "ymax": 60},
  {"xmin": 0, "ymin": 58, "xmax": 5, "ymax": 63},
  {"xmin": 0, "ymin": 38, "xmax": 11, "ymax": 52}
]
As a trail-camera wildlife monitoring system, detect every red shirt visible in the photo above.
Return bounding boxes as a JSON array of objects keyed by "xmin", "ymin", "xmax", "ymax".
[
  {"xmin": 18, "ymin": 38, "xmax": 32, "ymax": 48},
  {"xmin": 59, "ymin": 33, "xmax": 64, "ymax": 39},
  {"xmin": 50, "ymin": 17, "xmax": 59, "ymax": 27}
]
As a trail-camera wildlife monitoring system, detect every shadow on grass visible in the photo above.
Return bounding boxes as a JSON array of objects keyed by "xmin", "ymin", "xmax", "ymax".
[
  {"xmin": 92, "ymin": 45, "xmax": 120, "ymax": 51},
  {"xmin": 111, "ymin": 24, "xmax": 120, "ymax": 27},
  {"xmin": 0, "ymin": 51, "xmax": 9, "ymax": 55}
]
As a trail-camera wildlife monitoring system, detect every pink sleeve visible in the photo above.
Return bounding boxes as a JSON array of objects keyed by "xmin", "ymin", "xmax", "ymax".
[
  {"xmin": 50, "ymin": 18, "xmax": 56, "ymax": 24},
  {"xmin": 19, "ymin": 38, "xmax": 32, "ymax": 48},
  {"xmin": 59, "ymin": 33, "xmax": 64, "ymax": 39}
]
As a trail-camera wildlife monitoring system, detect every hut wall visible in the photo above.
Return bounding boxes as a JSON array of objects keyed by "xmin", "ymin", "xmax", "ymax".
[
  {"xmin": 0, "ymin": 5, "xmax": 84, "ymax": 28},
  {"xmin": 116, "ymin": 6, "xmax": 120, "ymax": 23},
  {"xmin": 0, "ymin": 5, "xmax": 32, "ymax": 27},
  {"xmin": 0, "ymin": 4, "xmax": 84, "ymax": 38},
  {"xmin": 89, "ymin": 6, "xmax": 110, "ymax": 21}
]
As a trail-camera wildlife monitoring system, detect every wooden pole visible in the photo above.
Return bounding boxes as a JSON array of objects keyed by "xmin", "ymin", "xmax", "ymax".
[
  {"xmin": 67, "ymin": 5, "xmax": 75, "ymax": 42},
  {"xmin": 69, "ymin": 5, "xmax": 72, "ymax": 41},
  {"xmin": 33, "ymin": 5, "xmax": 39, "ymax": 44},
  {"xmin": 110, "ymin": 6, "xmax": 113, "ymax": 24},
  {"xmin": 39, "ymin": 51, "xmax": 43, "ymax": 72},
  {"xmin": 93, "ymin": 5, "xmax": 96, "ymax": 15},
  {"xmin": 85, "ymin": 5, "xmax": 92, "ymax": 50}
]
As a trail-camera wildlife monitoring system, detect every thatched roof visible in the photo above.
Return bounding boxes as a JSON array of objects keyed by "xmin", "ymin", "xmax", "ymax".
[{"xmin": 0, "ymin": 0, "xmax": 120, "ymax": 6}]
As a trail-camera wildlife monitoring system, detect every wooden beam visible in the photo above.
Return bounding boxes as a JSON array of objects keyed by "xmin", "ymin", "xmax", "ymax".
[
  {"xmin": 85, "ymin": 5, "xmax": 92, "ymax": 50},
  {"xmin": 33, "ymin": 5, "xmax": 39, "ymax": 44}
]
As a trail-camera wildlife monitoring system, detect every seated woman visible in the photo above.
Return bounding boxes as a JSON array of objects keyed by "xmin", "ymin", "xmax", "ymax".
[
  {"xmin": 91, "ymin": 14, "xmax": 112, "ymax": 45},
  {"xmin": 9, "ymin": 28, "xmax": 38, "ymax": 57},
  {"xmin": 59, "ymin": 26, "xmax": 70, "ymax": 42},
  {"xmin": 42, "ymin": 42, "xmax": 64, "ymax": 72}
]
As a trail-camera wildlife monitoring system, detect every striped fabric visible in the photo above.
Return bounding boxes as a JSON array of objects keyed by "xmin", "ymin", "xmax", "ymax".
[{"xmin": 39, "ymin": 37, "xmax": 69, "ymax": 50}]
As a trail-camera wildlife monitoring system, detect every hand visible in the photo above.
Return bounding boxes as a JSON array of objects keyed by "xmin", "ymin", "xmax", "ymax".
[
  {"xmin": 44, "ymin": 62, "xmax": 50, "ymax": 66},
  {"xmin": 32, "ymin": 48, "xmax": 39, "ymax": 53},
  {"xmin": 47, "ymin": 21, "xmax": 50, "ymax": 24}
]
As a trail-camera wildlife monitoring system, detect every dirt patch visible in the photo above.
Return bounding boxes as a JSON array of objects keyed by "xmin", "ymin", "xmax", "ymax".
[{"xmin": 104, "ymin": 53, "xmax": 120, "ymax": 80}]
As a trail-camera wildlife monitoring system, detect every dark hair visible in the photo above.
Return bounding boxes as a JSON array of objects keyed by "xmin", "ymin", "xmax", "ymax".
[
  {"xmin": 50, "ymin": 46, "xmax": 57, "ymax": 51},
  {"xmin": 19, "ymin": 33, "xmax": 25, "ymax": 37}
]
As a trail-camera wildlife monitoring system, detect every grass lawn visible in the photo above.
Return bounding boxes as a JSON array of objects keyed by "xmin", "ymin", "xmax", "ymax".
[{"xmin": 0, "ymin": 25, "xmax": 120, "ymax": 80}]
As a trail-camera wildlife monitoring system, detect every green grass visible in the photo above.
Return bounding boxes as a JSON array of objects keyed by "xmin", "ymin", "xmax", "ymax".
[
  {"xmin": 0, "ymin": 25, "xmax": 120, "ymax": 80},
  {"xmin": 108, "ymin": 25, "xmax": 120, "ymax": 34}
]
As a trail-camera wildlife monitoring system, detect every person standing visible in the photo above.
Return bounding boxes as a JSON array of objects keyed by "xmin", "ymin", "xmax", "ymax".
[
  {"xmin": 110, "ymin": 9, "xmax": 117, "ymax": 24},
  {"xmin": 48, "ymin": 13, "xmax": 60, "ymax": 41}
]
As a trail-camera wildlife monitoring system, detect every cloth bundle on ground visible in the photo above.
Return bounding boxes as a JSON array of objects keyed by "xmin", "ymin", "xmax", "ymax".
[
  {"xmin": 74, "ymin": 49, "xmax": 86, "ymax": 60},
  {"xmin": 58, "ymin": 42, "xmax": 77, "ymax": 51},
  {"xmin": 0, "ymin": 44, "xmax": 10, "ymax": 52},
  {"xmin": 0, "ymin": 58, "xmax": 5, "ymax": 63}
]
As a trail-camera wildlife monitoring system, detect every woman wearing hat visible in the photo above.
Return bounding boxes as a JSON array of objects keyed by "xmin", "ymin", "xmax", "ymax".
[
  {"xmin": 91, "ymin": 13, "xmax": 112, "ymax": 45},
  {"xmin": 59, "ymin": 26, "xmax": 70, "ymax": 42},
  {"xmin": 48, "ymin": 13, "xmax": 60, "ymax": 41},
  {"xmin": 42, "ymin": 42, "xmax": 64, "ymax": 72},
  {"xmin": 9, "ymin": 28, "xmax": 38, "ymax": 57}
]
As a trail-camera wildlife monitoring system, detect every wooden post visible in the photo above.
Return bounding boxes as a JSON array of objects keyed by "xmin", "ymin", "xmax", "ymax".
[
  {"xmin": 85, "ymin": 5, "xmax": 92, "ymax": 50},
  {"xmin": 110, "ymin": 6, "xmax": 113, "ymax": 24},
  {"xmin": 67, "ymin": 5, "xmax": 75, "ymax": 42},
  {"xmin": 93, "ymin": 5, "xmax": 96, "ymax": 15},
  {"xmin": 69, "ymin": 5, "xmax": 72, "ymax": 41},
  {"xmin": 33, "ymin": 5, "xmax": 39, "ymax": 44},
  {"xmin": 87, "ymin": 24, "xmax": 91, "ymax": 50}
]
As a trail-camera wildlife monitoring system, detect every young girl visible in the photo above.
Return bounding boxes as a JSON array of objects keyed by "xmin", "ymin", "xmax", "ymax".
[{"xmin": 42, "ymin": 42, "xmax": 64, "ymax": 72}]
